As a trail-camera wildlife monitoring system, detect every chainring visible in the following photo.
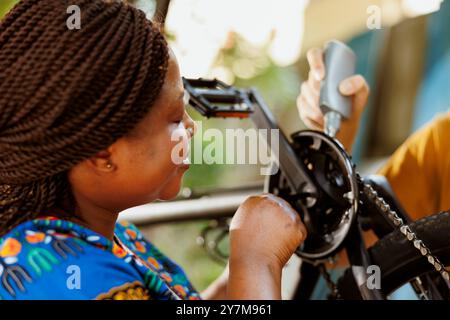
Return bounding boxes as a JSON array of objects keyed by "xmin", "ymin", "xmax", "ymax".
[{"xmin": 265, "ymin": 130, "xmax": 359, "ymax": 260}]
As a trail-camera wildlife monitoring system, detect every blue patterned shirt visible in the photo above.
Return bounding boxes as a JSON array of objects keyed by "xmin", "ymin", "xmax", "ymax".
[{"xmin": 0, "ymin": 217, "xmax": 201, "ymax": 300}]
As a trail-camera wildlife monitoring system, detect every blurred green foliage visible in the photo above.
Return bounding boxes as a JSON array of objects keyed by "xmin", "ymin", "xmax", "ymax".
[
  {"xmin": 216, "ymin": 33, "xmax": 300, "ymax": 117},
  {"xmin": 182, "ymin": 34, "xmax": 301, "ymax": 192},
  {"xmin": 0, "ymin": 0, "xmax": 18, "ymax": 17}
]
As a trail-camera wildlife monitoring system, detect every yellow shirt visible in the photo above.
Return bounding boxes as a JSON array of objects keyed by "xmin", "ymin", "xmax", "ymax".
[{"xmin": 378, "ymin": 109, "xmax": 450, "ymax": 220}]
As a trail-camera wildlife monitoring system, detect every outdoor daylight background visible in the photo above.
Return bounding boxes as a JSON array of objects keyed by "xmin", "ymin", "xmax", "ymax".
[{"xmin": 1, "ymin": 0, "xmax": 450, "ymax": 294}]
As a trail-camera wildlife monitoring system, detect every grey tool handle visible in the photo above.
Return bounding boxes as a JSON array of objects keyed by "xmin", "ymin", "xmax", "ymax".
[{"xmin": 319, "ymin": 40, "xmax": 356, "ymax": 120}]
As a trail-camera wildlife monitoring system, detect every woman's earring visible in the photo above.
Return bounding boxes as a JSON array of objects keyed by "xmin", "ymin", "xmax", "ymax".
[{"xmin": 106, "ymin": 162, "xmax": 113, "ymax": 169}]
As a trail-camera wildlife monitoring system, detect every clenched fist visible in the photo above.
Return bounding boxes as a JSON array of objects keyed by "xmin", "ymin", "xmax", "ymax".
[
  {"xmin": 230, "ymin": 194, "xmax": 306, "ymax": 267},
  {"xmin": 227, "ymin": 194, "xmax": 306, "ymax": 299}
]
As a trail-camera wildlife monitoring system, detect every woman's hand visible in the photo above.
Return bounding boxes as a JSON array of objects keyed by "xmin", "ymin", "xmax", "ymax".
[
  {"xmin": 297, "ymin": 47, "xmax": 370, "ymax": 152},
  {"xmin": 227, "ymin": 194, "xmax": 307, "ymax": 299}
]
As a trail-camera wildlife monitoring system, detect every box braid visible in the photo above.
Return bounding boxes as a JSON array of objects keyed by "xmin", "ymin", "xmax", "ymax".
[{"xmin": 0, "ymin": 0, "xmax": 169, "ymax": 234}]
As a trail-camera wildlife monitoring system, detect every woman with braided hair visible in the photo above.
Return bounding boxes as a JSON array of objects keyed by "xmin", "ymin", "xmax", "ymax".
[{"xmin": 0, "ymin": 0, "xmax": 307, "ymax": 300}]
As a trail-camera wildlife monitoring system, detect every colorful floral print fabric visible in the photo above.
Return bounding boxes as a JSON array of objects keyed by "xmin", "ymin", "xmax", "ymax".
[{"xmin": 0, "ymin": 217, "xmax": 201, "ymax": 300}]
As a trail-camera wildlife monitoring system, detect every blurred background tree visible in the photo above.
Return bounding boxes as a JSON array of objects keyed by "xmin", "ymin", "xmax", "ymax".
[{"xmin": 0, "ymin": 0, "xmax": 18, "ymax": 17}]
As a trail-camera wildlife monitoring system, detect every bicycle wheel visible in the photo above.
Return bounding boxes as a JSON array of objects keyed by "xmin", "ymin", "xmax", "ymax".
[{"xmin": 337, "ymin": 211, "xmax": 450, "ymax": 299}]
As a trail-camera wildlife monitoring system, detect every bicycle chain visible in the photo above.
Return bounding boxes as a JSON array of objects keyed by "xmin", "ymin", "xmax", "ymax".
[
  {"xmin": 321, "ymin": 172, "xmax": 449, "ymax": 299},
  {"xmin": 318, "ymin": 264, "xmax": 341, "ymax": 299},
  {"xmin": 359, "ymin": 175, "xmax": 450, "ymax": 283}
]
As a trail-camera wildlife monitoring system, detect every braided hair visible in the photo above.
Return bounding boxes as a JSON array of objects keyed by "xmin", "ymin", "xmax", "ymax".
[{"xmin": 0, "ymin": 0, "xmax": 169, "ymax": 234}]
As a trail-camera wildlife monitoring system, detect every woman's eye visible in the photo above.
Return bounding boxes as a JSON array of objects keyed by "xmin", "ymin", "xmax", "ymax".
[
  {"xmin": 174, "ymin": 110, "xmax": 186, "ymax": 124},
  {"xmin": 173, "ymin": 115, "xmax": 184, "ymax": 124}
]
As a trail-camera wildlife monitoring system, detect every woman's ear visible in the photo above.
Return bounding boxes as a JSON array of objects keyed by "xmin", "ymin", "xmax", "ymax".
[{"xmin": 87, "ymin": 148, "xmax": 117, "ymax": 173}]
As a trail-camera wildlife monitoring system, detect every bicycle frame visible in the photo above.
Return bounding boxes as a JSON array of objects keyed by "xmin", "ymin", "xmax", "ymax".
[{"xmin": 182, "ymin": 78, "xmax": 445, "ymax": 300}]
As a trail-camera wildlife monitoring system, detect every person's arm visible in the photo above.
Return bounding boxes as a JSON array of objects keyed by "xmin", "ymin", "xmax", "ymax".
[
  {"xmin": 224, "ymin": 194, "xmax": 307, "ymax": 300},
  {"xmin": 227, "ymin": 255, "xmax": 282, "ymax": 300},
  {"xmin": 201, "ymin": 258, "xmax": 283, "ymax": 300},
  {"xmin": 377, "ymin": 111, "xmax": 449, "ymax": 220}
]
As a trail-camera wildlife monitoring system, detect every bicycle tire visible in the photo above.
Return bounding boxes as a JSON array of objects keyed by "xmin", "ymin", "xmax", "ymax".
[{"xmin": 337, "ymin": 211, "xmax": 450, "ymax": 299}]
